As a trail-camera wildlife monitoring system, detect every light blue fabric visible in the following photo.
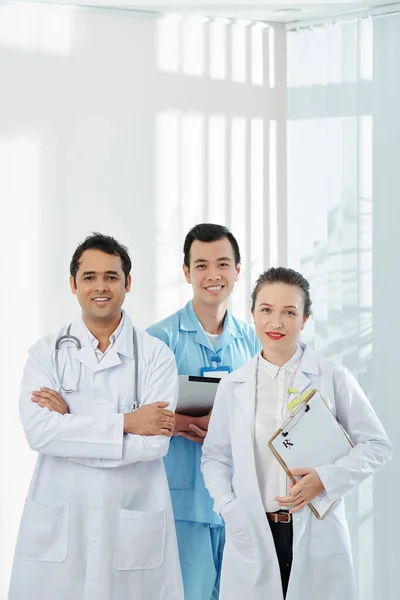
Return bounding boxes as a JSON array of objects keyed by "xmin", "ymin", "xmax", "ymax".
[
  {"xmin": 174, "ymin": 521, "xmax": 225, "ymax": 600},
  {"xmin": 147, "ymin": 301, "xmax": 260, "ymax": 599},
  {"xmin": 146, "ymin": 300, "xmax": 261, "ymax": 524}
]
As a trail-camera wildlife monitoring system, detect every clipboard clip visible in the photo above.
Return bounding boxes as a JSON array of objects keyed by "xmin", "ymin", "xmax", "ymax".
[{"xmin": 282, "ymin": 402, "xmax": 311, "ymax": 437}]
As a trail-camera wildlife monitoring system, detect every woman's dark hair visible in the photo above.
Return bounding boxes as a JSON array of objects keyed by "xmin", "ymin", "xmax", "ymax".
[
  {"xmin": 251, "ymin": 267, "xmax": 312, "ymax": 317},
  {"xmin": 183, "ymin": 223, "xmax": 241, "ymax": 269},
  {"xmin": 70, "ymin": 232, "xmax": 131, "ymax": 285}
]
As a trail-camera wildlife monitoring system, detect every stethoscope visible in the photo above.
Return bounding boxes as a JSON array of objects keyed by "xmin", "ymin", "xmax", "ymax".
[{"xmin": 55, "ymin": 324, "xmax": 139, "ymax": 411}]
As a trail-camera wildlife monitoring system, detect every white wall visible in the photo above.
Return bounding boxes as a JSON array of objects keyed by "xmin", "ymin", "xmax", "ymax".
[
  {"xmin": 286, "ymin": 15, "xmax": 399, "ymax": 600},
  {"xmin": 1, "ymin": 3, "xmax": 397, "ymax": 598},
  {"xmin": 0, "ymin": 4, "xmax": 274, "ymax": 596}
]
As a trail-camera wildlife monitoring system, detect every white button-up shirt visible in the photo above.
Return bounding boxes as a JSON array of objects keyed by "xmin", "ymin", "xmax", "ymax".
[
  {"xmin": 254, "ymin": 345, "xmax": 303, "ymax": 512},
  {"xmin": 83, "ymin": 311, "xmax": 125, "ymax": 363}
]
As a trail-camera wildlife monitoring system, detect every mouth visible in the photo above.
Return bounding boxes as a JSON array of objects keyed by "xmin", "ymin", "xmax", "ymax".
[
  {"xmin": 204, "ymin": 285, "xmax": 224, "ymax": 295},
  {"xmin": 266, "ymin": 332, "xmax": 286, "ymax": 340},
  {"xmin": 92, "ymin": 297, "xmax": 112, "ymax": 305}
]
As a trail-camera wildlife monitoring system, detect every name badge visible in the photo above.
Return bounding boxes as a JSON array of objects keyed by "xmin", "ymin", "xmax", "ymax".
[{"xmin": 201, "ymin": 366, "xmax": 231, "ymax": 378}]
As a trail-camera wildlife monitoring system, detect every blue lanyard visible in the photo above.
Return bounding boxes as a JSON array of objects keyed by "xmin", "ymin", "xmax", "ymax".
[{"xmin": 210, "ymin": 354, "xmax": 222, "ymax": 368}]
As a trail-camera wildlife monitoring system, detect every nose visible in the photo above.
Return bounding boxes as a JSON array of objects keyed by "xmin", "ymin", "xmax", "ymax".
[
  {"xmin": 269, "ymin": 315, "xmax": 283, "ymax": 329},
  {"xmin": 206, "ymin": 269, "xmax": 221, "ymax": 281},
  {"xmin": 95, "ymin": 280, "xmax": 110, "ymax": 292}
]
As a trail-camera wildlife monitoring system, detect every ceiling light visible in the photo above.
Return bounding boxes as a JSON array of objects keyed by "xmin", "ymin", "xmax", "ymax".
[{"xmin": 273, "ymin": 8, "xmax": 303, "ymax": 14}]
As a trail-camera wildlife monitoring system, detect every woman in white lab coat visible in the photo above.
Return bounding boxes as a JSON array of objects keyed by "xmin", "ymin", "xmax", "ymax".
[{"xmin": 201, "ymin": 267, "xmax": 392, "ymax": 600}]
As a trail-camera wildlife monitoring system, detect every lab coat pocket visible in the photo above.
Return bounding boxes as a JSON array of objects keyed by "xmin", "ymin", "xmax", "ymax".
[
  {"xmin": 221, "ymin": 500, "xmax": 255, "ymax": 565},
  {"xmin": 222, "ymin": 500, "xmax": 252, "ymax": 542},
  {"xmin": 19, "ymin": 499, "xmax": 69, "ymax": 563},
  {"xmin": 113, "ymin": 508, "xmax": 166, "ymax": 570},
  {"xmin": 309, "ymin": 503, "xmax": 351, "ymax": 556}
]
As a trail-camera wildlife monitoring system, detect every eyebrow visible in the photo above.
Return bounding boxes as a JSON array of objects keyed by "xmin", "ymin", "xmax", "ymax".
[
  {"xmin": 193, "ymin": 257, "xmax": 233, "ymax": 264},
  {"xmin": 259, "ymin": 303, "xmax": 298, "ymax": 310},
  {"xmin": 81, "ymin": 270, "xmax": 120, "ymax": 277}
]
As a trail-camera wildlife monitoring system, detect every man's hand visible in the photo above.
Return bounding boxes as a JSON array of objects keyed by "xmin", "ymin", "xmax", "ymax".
[
  {"xmin": 175, "ymin": 413, "xmax": 210, "ymax": 443},
  {"xmin": 32, "ymin": 388, "xmax": 69, "ymax": 415},
  {"xmin": 124, "ymin": 402, "xmax": 175, "ymax": 436},
  {"xmin": 275, "ymin": 467, "xmax": 325, "ymax": 514}
]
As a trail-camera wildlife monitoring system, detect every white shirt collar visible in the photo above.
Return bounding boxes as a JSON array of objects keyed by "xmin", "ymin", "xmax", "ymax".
[
  {"xmin": 83, "ymin": 311, "xmax": 126, "ymax": 351},
  {"xmin": 258, "ymin": 343, "xmax": 303, "ymax": 379}
]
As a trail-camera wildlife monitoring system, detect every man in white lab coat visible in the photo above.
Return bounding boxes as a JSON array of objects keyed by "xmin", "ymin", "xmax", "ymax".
[{"xmin": 8, "ymin": 233, "xmax": 184, "ymax": 600}]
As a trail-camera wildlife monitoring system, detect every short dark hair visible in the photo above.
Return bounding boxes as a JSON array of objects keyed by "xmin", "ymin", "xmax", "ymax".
[
  {"xmin": 183, "ymin": 223, "xmax": 241, "ymax": 268},
  {"xmin": 251, "ymin": 267, "xmax": 312, "ymax": 317},
  {"xmin": 70, "ymin": 232, "xmax": 131, "ymax": 285}
]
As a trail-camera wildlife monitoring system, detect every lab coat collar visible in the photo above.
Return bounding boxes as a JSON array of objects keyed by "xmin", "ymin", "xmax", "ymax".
[
  {"xmin": 179, "ymin": 300, "xmax": 242, "ymax": 351},
  {"xmin": 231, "ymin": 344, "xmax": 320, "ymax": 430},
  {"xmin": 289, "ymin": 343, "xmax": 319, "ymax": 400},
  {"xmin": 70, "ymin": 313, "xmax": 135, "ymax": 372}
]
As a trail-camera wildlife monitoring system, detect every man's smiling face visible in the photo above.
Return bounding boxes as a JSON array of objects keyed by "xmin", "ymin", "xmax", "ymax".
[
  {"xmin": 70, "ymin": 249, "xmax": 131, "ymax": 323},
  {"xmin": 183, "ymin": 237, "xmax": 240, "ymax": 308}
]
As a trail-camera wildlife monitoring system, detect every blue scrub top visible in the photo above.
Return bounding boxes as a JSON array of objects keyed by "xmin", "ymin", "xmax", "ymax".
[{"xmin": 147, "ymin": 301, "xmax": 261, "ymax": 524}]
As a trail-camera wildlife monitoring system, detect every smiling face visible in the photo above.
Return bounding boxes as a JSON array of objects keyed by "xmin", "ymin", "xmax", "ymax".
[
  {"xmin": 183, "ymin": 237, "xmax": 240, "ymax": 308},
  {"xmin": 252, "ymin": 282, "xmax": 309, "ymax": 362},
  {"xmin": 70, "ymin": 249, "xmax": 131, "ymax": 324}
]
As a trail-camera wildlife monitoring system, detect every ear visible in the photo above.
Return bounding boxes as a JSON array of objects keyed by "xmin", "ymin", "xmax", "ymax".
[
  {"xmin": 183, "ymin": 264, "xmax": 191, "ymax": 284},
  {"xmin": 301, "ymin": 314, "xmax": 310, "ymax": 330},
  {"xmin": 125, "ymin": 274, "xmax": 132, "ymax": 293},
  {"xmin": 234, "ymin": 262, "xmax": 241, "ymax": 282},
  {"xmin": 70, "ymin": 276, "xmax": 77, "ymax": 296}
]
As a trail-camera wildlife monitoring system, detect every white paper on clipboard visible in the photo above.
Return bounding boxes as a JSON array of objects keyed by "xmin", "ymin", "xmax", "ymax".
[{"xmin": 268, "ymin": 390, "xmax": 353, "ymax": 519}]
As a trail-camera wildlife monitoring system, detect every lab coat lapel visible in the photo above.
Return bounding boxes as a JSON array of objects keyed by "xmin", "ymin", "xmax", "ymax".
[
  {"xmin": 289, "ymin": 345, "xmax": 320, "ymax": 403},
  {"xmin": 94, "ymin": 318, "xmax": 134, "ymax": 371},
  {"xmin": 70, "ymin": 318, "xmax": 124, "ymax": 373},
  {"xmin": 69, "ymin": 319, "xmax": 99, "ymax": 372},
  {"xmin": 233, "ymin": 356, "xmax": 258, "ymax": 439}
]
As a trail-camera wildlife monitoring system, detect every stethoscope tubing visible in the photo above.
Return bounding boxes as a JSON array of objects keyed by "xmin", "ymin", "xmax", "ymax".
[{"xmin": 55, "ymin": 323, "xmax": 139, "ymax": 410}]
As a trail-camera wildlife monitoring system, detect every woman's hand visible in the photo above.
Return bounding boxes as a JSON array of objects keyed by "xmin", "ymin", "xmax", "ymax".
[{"xmin": 275, "ymin": 467, "xmax": 325, "ymax": 513}]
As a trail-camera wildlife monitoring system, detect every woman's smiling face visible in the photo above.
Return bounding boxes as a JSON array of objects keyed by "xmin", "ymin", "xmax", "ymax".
[{"xmin": 252, "ymin": 282, "xmax": 309, "ymax": 360}]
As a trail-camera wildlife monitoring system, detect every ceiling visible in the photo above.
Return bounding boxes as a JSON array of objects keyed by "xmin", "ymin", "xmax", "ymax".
[{"xmin": 9, "ymin": 0, "xmax": 400, "ymax": 23}]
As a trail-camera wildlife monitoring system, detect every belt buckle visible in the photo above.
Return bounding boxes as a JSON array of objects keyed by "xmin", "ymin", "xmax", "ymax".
[{"xmin": 280, "ymin": 511, "xmax": 291, "ymax": 524}]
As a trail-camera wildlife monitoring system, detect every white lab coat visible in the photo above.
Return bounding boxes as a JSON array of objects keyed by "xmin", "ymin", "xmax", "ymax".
[
  {"xmin": 201, "ymin": 345, "xmax": 392, "ymax": 600},
  {"xmin": 9, "ymin": 314, "xmax": 183, "ymax": 600}
]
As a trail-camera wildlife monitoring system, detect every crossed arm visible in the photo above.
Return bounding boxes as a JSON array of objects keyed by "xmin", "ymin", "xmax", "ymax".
[
  {"xmin": 32, "ymin": 387, "xmax": 175, "ymax": 437},
  {"xmin": 21, "ymin": 339, "xmax": 178, "ymax": 466}
]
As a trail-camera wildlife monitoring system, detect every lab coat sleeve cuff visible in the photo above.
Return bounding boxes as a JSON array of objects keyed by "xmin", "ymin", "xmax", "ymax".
[
  {"xmin": 314, "ymin": 466, "xmax": 339, "ymax": 503},
  {"xmin": 214, "ymin": 493, "xmax": 236, "ymax": 516}
]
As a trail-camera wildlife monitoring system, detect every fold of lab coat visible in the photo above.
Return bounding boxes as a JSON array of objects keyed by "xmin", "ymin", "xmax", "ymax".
[
  {"xmin": 9, "ymin": 315, "xmax": 183, "ymax": 600},
  {"xmin": 201, "ymin": 345, "xmax": 392, "ymax": 600}
]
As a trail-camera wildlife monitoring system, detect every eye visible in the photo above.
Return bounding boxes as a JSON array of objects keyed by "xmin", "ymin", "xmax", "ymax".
[
  {"xmin": 107, "ymin": 276, "xmax": 118, "ymax": 280},
  {"xmin": 196, "ymin": 264, "xmax": 206, "ymax": 269},
  {"xmin": 285, "ymin": 310, "xmax": 296, "ymax": 316},
  {"xmin": 219, "ymin": 263, "xmax": 229, "ymax": 268},
  {"xmin": 83, "ymin": 276, "xmax": 94, "ymax": 281},
  {"xmin": 261, "ymin": 307, "xmax": 271, "ymax": 313}
]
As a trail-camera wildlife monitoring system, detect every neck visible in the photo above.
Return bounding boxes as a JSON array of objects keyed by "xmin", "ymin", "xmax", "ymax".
[
  {"xmin": 83, "ymin": 312, "xmax": 123, "ymax": 352},
  {"xmin": 192, "ymin": 298, "xmax": 228, "ymax": 334},
  {"xmin": 261, "ymin": 344, "xmax": 298, "ymax": 367}
]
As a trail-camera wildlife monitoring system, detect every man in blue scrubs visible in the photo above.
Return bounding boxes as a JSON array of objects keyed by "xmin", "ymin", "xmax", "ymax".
[{"xmin": 147, "ymin": 224, "xmax": 260, "ymax": 600}]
